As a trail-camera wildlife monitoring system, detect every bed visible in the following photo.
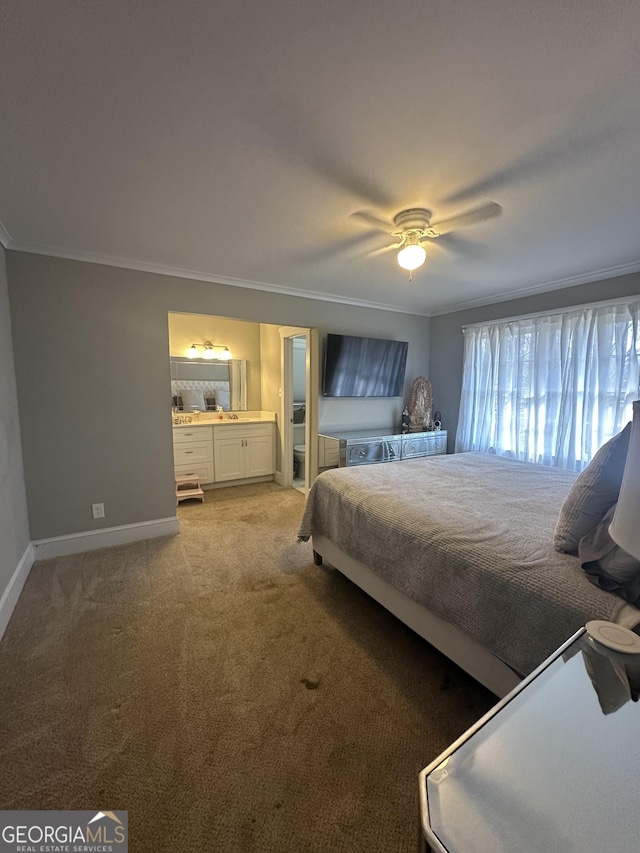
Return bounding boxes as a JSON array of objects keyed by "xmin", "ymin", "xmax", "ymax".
[{"xmin": 298, "ymin": 452, "xmax": 640, "ymax": 697}]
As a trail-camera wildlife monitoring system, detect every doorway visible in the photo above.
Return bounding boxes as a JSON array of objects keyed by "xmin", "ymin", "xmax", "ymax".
[
  {"xmin": 291, "ymin": 335, "xmax": 307, "ymax": 492},
  {"xmin": 167, "ymin": 313, "xmax": 318, "ymax": 499},
  {"xmin": 279, "ymin": 327, "xmax": 319, "ymax": 495}
]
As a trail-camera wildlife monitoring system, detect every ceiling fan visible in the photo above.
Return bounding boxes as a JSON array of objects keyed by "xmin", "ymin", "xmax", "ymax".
[{"xmin": 351, "ymin": 202, "xmax": 502, "ymax": 278}]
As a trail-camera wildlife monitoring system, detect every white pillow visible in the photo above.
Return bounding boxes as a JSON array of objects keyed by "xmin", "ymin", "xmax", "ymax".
[
  {"xmin": 579, "ymin": 503, "xmax": 640, "ymax": 584},
  {"xmin": 579, "ymin": 503, "xmax": 640, "ymax": 608},
  {"xmin": 553, "ymin": 423, "xmax": 631, "ymax": 553},
  {"xmin": 179, "ymin": 388, "xmax": 206, "ymax": 411}
]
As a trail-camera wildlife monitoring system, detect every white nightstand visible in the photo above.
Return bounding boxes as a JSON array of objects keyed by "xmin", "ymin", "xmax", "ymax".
[{"xmin": 419, "ymin": 624, "xmax": 640, "ymax": 852}]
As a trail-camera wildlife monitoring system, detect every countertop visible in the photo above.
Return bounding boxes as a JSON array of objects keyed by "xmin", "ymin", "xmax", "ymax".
[{"xmin": 172, "ymin": 411, "xmax": 276, "ymax": 427}]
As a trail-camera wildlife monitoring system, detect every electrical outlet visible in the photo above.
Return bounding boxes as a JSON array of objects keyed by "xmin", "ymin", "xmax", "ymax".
[{"xmin": 91, "ymin": 502, "xmax": 105, "ymax": 519}]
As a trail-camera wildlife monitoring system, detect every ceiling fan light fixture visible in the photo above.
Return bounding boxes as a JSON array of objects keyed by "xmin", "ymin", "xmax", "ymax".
[{"xmin": 397, "ymin": 241, "xmax": 426, "ymax": 272}]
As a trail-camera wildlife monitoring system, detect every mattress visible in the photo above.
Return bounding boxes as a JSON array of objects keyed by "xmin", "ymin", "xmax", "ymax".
[{"xmin": 298, "ymin": 452, "xmax": 640, "ymax": 676}]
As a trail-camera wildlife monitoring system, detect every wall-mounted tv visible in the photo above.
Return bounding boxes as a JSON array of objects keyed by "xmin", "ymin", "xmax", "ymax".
[{"xmin": 322, "ymin": 334, "xmax": 408, "ymax": 397}]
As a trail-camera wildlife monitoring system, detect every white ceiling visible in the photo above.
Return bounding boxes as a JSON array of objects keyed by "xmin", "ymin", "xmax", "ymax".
[{"xmin": 2, "ymin": 0, "xmax": 640, "ymax": 316}]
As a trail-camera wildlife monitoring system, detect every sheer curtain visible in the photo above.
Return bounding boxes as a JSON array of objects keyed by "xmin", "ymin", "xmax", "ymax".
[{"xmin": 455, "ymin": 299, "xmax": 640, "ymax": 470}]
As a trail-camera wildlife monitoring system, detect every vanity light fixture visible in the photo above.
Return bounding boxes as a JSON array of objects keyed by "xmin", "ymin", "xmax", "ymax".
[{"xmin": 186, "ymin": 341, "xmax": 232, "ymax": 360}]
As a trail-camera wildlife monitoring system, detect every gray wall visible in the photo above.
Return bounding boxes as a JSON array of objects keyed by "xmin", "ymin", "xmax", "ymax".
[
  {"xmin": 7, "ymin": 251, "xmax": 429, "ymax": 539},
  {"xmin": 430, "ymin": 271, "xmax": 640, "ymax": 451},
  {"xmin": 0, "ymin": 244, "xmax": 31, "ymax": 599}
]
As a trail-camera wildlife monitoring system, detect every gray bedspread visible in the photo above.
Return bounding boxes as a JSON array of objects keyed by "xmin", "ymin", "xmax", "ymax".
[{"xmin": 298, "ymin": 452, "xmax": 640, "ymax": 676}]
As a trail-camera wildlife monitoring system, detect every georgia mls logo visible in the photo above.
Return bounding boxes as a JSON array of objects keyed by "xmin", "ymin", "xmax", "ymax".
[
  {"xmin": 86, "ymin": 811, "xmax": 125, "ymax": 841},
  {"xmin": 0, "ymin": 810, "xmax": 128, "ymax": 853}
]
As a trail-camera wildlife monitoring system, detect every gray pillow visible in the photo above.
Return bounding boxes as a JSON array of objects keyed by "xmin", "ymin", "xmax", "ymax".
[
  {"xmin": 553, "ymin": 423, "xmax": 631, "ymax": 553},
  {"xmin": 579, "ymin": 503, "xmax": 640, "ymax": 606}
]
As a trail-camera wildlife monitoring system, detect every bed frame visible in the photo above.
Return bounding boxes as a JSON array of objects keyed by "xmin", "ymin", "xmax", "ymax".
[{"xmin": 312, "ymin": 534, "xmax": 522, "ymax": 698}]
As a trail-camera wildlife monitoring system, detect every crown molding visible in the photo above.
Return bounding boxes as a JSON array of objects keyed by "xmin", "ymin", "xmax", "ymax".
[
  {"xmin": 8, "ymin": 240, "xmax": 428, "ymax": 317},
  {"xmin": 429, "ymin": 259, "xmax": 640, "ymax": 317},
  {"xmin": 0, "ymin": 218, "xmax": 12, "ymax": 249},
  {"xmin": 8, "ymin": 239, "xmax": 640, "ymax": 319}
]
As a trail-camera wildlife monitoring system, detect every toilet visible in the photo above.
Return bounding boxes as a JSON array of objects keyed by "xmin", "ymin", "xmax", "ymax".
[{"xmin": 294, "ymin": 445, "xmax": 306, "ymax": 480}]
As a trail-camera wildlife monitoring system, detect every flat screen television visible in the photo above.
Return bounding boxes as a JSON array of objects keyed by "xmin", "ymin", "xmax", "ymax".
[{"xmin": 322, "ymin": 334, "xmax": 408, "ymax": 397}]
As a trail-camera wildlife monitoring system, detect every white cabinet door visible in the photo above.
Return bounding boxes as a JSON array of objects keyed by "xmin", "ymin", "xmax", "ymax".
[
  {"xmin": 245, "ymin": 435, "xmax": 274, "ymax": 477},
  {"xmin": 214, "ymin": 436, "xmax": 245, "ymax": 481},
  {"xmin": 213, "ymin": 423, "xmax": 275, "ymax": 482}
]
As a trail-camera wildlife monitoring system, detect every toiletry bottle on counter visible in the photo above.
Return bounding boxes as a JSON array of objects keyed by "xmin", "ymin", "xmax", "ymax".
[{"xmin": 217, "ymin": 405, "xmax": 224, "ymax": 420}]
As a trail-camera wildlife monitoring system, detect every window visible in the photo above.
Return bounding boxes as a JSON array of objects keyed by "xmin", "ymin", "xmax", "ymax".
[{"xmin": 456, "ymin": 299, "xmax": 640, "ymax": 470}]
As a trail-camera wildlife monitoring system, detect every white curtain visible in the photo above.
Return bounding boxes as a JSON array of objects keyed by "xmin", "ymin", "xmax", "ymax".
[{"xmin": 456, "ymin": 299, "xmax": 640, "ymax": 470}]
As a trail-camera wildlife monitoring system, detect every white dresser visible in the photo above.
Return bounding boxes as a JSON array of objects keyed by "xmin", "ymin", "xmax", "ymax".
[{"xmin": 318, "ymin": 435, "xmax": 341, "ymax": 469}]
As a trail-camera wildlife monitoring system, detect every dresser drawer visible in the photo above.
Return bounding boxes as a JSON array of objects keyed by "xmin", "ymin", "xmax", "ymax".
[
  {"xmin": 173, "ymin": 426, "xmax": 213, "ymax": 444},
  {"xmin": 424, "ymin": 434, "xmax": 447, "ymax": 455},
  {"xmin": 346, "ymin": 439, "xmax": 402, "ymax": 466},
  {"xmin": 173, "ymin": 441, "xmax": 213, "ymax": 466},
  {"xmin": 402, "ymin": 436, "xmax": 428, "ymax": 458},
  {"xmin": 174, "ymin": 461, "xmax": 214, "ymax": 484}
]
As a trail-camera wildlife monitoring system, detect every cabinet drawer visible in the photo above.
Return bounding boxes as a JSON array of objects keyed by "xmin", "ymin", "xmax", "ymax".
[
  {"xmin": 173, "ymin": 426, "xmax": 213, "ymax": 444},
  {"xmin": 402, "ymin": 437, "xmax": 428, "ymax": 458},
  {"xmin": 213, "ymin": 423, "xmax": 272, "ymax": 439},
  {"xmin": 173, "ymin": 441, "xmax": 213, "ymax": 466},
  {"xmin": 346, "ymin": 439, "xmax": 402, "ymax": 466},
  {"xmin": 424, "ymin": 434, "xmax": 447, "ymax": 455},
  {"xmin": 174, "ymin": 461, "xmax": 214, "ymax": 484}
]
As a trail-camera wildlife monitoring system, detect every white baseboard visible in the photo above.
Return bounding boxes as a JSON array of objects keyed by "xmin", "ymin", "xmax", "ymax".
[
  {"xmin": 0, "ymin": 542, "xmax": 35, "ymax": 641},
  {"xmin": 32, "ymin": 516, "xmax": 180, "ymax": 560}
]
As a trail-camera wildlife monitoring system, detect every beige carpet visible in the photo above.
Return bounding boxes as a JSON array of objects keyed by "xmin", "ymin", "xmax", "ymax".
[{"xmin": 0, "ymin": 482, "xmax": 495, "ymax": 852}]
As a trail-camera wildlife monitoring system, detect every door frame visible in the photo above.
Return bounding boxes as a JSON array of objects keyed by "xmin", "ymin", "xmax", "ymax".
[{"xmin": 278, "ymin": 326, "xmax": 318, "ymax": 493}]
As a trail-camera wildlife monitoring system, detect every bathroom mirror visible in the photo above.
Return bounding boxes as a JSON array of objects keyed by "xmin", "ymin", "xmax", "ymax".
[{"xmin": 170, "ymin": 358, "xmax": 247, "ymax": 411}]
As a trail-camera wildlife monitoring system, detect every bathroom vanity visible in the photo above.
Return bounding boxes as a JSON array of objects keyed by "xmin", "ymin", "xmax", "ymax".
[{"xmin": 173, "ymin": 414, "xmax": 276, "ymax": 488}]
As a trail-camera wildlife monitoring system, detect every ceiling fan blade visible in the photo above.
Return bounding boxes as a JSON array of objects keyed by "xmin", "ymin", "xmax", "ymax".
[
  {"xmin": 434, "ymin": 233, "xmax": 490, "ymax": 258},
  {"xmin": 444, "ymin": 90, "xmax": 637, "ymax": 206},
  {"xmin": 366, "ymin": 240, "xmax": 404, "ymax": 258},
  {"xmin": 246, "ymin": 96, "xmax": 393, "ymax": 208},
  {"xmin": 426, "ymin": 202, "xmax": 502, "ymax": 237},
  {"xmin": 350, "ymin": 210, "xmax": 394, "ymax": 232},
  {"xmin": 288, "ymin": 230, "xmax": 384, "ymax": 266}
]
